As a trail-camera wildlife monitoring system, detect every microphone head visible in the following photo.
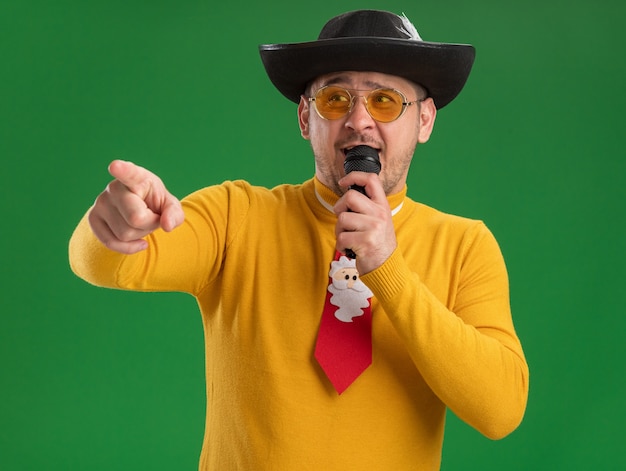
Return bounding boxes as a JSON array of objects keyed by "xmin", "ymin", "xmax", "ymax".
[{"xmin": 344, "ymin": 145, "xmax": 381, "ymax": 175}]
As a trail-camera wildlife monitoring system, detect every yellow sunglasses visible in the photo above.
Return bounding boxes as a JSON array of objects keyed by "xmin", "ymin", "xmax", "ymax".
[{"xmin": 308, "ymin": 85, "xmax": 422, "ymax": 123}]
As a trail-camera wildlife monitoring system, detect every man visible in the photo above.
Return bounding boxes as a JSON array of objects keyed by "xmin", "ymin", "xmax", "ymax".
[{"xmin": 69, "ymin": 10, "xmax": 528, "ymax": 470}]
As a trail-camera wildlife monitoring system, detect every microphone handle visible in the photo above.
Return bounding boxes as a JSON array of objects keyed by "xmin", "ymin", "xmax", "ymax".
[
  {"xmin": 344, "ymin": 185, "xmax": 366, "ymax": 258},
  {"xmin": 349, "ymin": 184, "xmax": 367, "ymax": 196}
]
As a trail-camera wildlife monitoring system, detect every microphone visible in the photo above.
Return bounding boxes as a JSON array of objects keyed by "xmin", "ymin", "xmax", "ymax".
[{"xmin": 343, "ymin": 145, "xmax": 381, "ymax": 258}]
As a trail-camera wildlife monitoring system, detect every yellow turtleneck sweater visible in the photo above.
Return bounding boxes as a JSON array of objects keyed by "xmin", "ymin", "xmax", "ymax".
[{"xmin": 69, "ymin": 177, "xmax": 528, "ymax": 470}]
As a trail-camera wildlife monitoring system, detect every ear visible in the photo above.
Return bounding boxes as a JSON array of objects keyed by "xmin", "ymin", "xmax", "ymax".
[
  {"xmin": 298, "ymin": 96, "xmax": 311, "ymax": 140},
  {"xmin": 417, "ymin": 97, "xmax": 437, "ymax": 144}
]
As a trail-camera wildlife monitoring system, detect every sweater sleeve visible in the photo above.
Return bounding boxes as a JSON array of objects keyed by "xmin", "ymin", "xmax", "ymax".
[
  {"xmin": 360, "ymin": 222, "xmax": 529, "ymax": 439},
  {"xmin": 68, "ymin": 181, "xmax": 251, "ymax": 296}
]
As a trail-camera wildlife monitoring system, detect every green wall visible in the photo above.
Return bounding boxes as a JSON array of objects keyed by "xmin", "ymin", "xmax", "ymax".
[{"xmin": 1, "ymin": 0, "xmax": 624, "ymax": 469}]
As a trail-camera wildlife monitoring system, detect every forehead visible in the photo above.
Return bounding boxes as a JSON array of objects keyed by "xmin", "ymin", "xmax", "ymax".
[{"xmin": 310, "ymin": 71, "xmax": 419, "ymax": 94}]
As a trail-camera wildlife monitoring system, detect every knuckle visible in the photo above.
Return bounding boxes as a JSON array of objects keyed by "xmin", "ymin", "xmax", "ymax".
[
  {"xmin": 105, "ymin": 179, "xmax": 124, "ymax": 195},
  {"xmin": 364, "ymin": 232, "xmax": 379, "ymax": 248},
  {"xmin": 116, "ymin": 226, "xmax": 143, "ymax": 242},
  {"xmin": 372, "ymin": 219, "xmax": 386, "ymax": 233},
  {"xmin": 335, "ymin": 232, "xmax": 349, "ymax": 247},
  {"xmin": 102, "ymin": 237, "xmax": 121, "ymax": 252},
  {"xmin": 126, "ymin": 210, "xmax": 148, "ymax": 229},
  {"xmin": 337, "ymin": 211, "xmax": 348, "ymax": 225},
  {"xmin": 92, "ymin": 190, "xmax": 110, "ymax": 210},
  {"xmin": 336, "ymin": 211, "xmax": 352, "ymax": 230},
  {"xmin": 87, "ymin": 207, "xmax": 98, "ymax": 226}
]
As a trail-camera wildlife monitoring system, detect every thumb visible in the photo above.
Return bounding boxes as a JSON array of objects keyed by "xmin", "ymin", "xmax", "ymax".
[{"xmin": 160, "ymin": 195, "xmax": 185, "ymax": 232}]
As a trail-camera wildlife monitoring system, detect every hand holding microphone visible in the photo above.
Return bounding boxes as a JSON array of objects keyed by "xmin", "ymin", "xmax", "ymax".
[{"xmin": 336, "ymin": 145, "xmax": 397, "ymax": 274}]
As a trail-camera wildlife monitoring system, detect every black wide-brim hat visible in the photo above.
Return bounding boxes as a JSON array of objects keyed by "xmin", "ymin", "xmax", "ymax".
[{"xmin": 259, "ymin": 10, "xmax": 475, "ymax": 109}]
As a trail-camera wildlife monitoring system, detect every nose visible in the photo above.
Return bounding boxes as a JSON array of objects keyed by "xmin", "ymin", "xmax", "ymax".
[{"xmin": 345, "ymin": 95, "xmax": 375, "ymax": 131}]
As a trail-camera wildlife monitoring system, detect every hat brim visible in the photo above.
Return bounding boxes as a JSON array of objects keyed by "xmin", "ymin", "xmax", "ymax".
[{"xmin": 259, "ymin": 37, "xmax": 475, "ymax": 109}]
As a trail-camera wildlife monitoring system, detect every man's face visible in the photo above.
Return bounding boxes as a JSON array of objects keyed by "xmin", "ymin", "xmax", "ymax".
[{"xmin": 298, "ymin": 71, "xmax": 436, "ymax": 196}]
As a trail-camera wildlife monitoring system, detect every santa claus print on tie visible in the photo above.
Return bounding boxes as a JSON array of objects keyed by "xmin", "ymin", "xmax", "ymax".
[{"xmin": 327, "ymin": 256, "xmax": 373, "ymax": 322}]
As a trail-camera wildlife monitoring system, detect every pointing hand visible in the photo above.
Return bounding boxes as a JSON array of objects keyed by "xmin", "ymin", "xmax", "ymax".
[{"xmin": 88, "ymin": 160, "xmax": 184, "ymax": 254}]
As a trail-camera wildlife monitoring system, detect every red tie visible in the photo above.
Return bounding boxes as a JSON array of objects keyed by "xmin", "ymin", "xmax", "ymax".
[{"xmin": 314, "ymin": 251, "xmax": 373, "ymax": 394}]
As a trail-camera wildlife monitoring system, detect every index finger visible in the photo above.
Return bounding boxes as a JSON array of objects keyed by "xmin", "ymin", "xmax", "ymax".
[
  {"xmin": 339, "ymin": 172, "xmax": 387, "ymax": 204},
  {"xmin": 108, "ymin": 160, "xmax": 159, "ymax": 199}
]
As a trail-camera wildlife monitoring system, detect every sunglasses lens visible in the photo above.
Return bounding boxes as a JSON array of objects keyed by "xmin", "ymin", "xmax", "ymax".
[
  {"xmin": 367, "ymin": 89, "xmax": 404, "ymax": 122},
  {"xmin": 313, "ymin": 87, "xmax": 406, "ymax": 122},
  {"xmin": 314, "ymin": 86, "xmax": 352, "ymax": 119}
]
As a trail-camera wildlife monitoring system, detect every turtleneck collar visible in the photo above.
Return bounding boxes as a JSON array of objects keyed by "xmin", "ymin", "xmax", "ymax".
[{"xmin": 313, "ymin": 176, "xmax": 407, "ymax": 217}]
